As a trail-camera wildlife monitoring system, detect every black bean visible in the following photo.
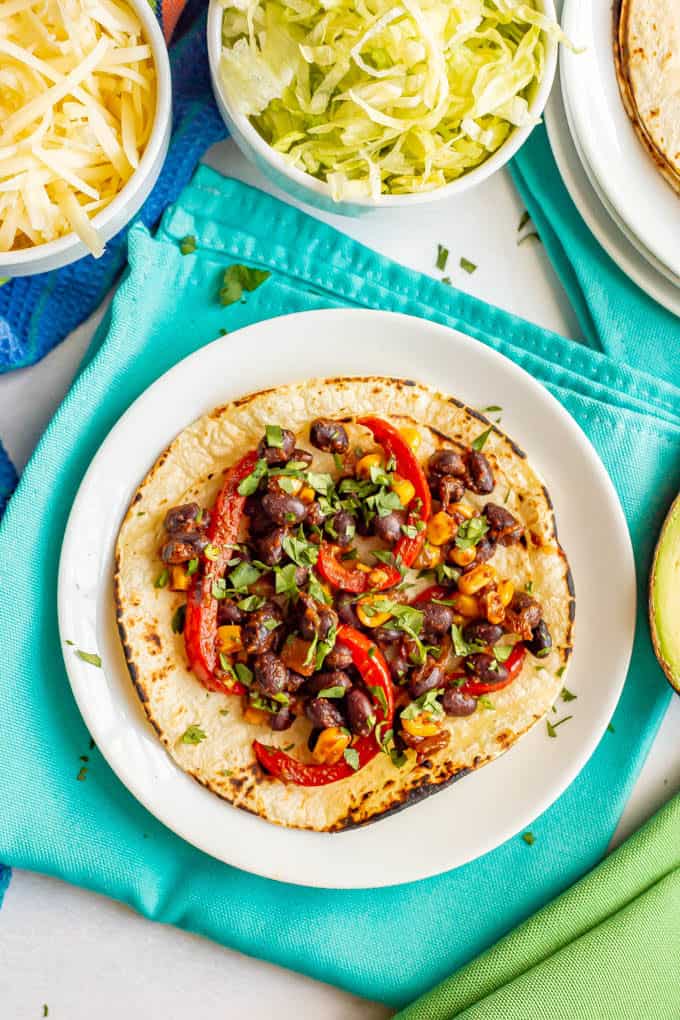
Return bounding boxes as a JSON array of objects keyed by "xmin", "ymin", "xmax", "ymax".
[
  {"xmin": 526, "ymin": 620, "xmax": 553, "ymax": 657},
  {"xmin": 261, "ymin": 492, "xmax": 306, "ymax": 526},
  {"xmin": 387, "ymin": 652, "xmax": 410, "ymax": 684},
  {"xmin": 483, "ymin": 502, "xmax": 522, "ymax": 545},
  {"xmin": 461, "ymin": 537, "xmax": 495, "ymax": 570},
  {"xmin": 330, "ymin": 509, "xmax": 356, "ymax": 547},
  {"xmin": 309, "ymin": 419, "xmax": 349, "ymax": 454},
  {"xmin": 160, "ymin": 539, "xmax": 196, "ymax": 564},
  {"xmin": 346, "ymin": 688, "xmax": 374, "ymax": 737},
  {"xmin": 409, "ymin": 659, "xmax": 443, "ymax": 699},
  {"xmin": 305, "ymin": 697, "xmax": 345, "ymax": 729},
  {"xmin": 164, "ymin": 503, "xmax": 201, "ymax": 534},
  {"xmin": 255, "ymin": 526, "xmax": 289, "ymax": 566},
  {"xmin": 242, "ymin": 604, "xmax": 282, "ymax": 655},
  {"xmin": 257, "ymin": 427, "xmax": 296, "ymax": 465},
  {"xmin": 464, "ymin": 652, "xmax": 508, "ymax": 685},
  {"xmin": 253, "ymin": 652, "xmax": 289, "ymax": 695},
  {"xmin": 297, "ymin": 592, "xmax": 338, "ymax": 642},
  {"xmin": 422, "ymin": 602, "xmax": 454, "ymax": 641},
  {"xmin": 505, "ymin": 593, "xmax": 542, "ymax": 640},
  {"xmin": 217, "ymin": 598, "xmax": 243, "ymax": 625},
  {"xmin": 305, "ymin": 669, "xmax": 352, "ymax": 697},
  {"xmin": 270, "ymin": 706, "xmax": 295, "ymax": 731},
  {"xmin": 304, "ymin": 501, "xmax": 326, "ymax": 528},
  {"xmin": 324, "ymin": 641, "xmax": 353, "ymax": 669},
  {"xmin": 442, "ymin": 689, "xmax": 477, "ymax": 716},
  {"xmin": 437, "ymin": 476, "xmax": 465, "ymax": 509},
  {"xmin": 429, "ymin": 448, "xmax": 466, "ymax": 478},
  {"xmin": 248, "ymin": 510, "xmax": 275, "ymax": 538},
  {"xmin": 466, "ymin": 450, "xmax": 494, "ymax": 494},
  {"xmin": 374, "ymin": 509, "xmax": 407, "ymax": 544},
  {"xmin": 291, "ymin": 448, "xmax": 313, "ymax": 466},
  {"xmin": 336, "ymin": 593, "xmax": 360, "ymax": 628},
  {"xmin": 462, "ymin": 621, "xmax": 503, "ymax": 646},
  {"xmin": 373, "ymin": 626, "xmax": 402, "ymax": 646}
]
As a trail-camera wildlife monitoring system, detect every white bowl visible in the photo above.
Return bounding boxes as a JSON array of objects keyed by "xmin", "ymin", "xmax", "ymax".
[
  {"xmin": 0, "ymin": 0, "xmax": 172, "ymax": 278},
  {"xmin": 207, "ymin": 0, "xmax": 558, "ymax": 216}
]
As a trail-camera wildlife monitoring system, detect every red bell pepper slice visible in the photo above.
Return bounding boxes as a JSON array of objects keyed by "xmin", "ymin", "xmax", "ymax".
[
  {"xmin": 316, "ymin": 542, "xmax": 401, "ymax": 593},
  {"xmin": 414, "ymin": 584, "xmax": 449, "ymax": 604},
  {"xmin": 253, "ymin": 624, "xmax": 393, "ymax": 786},
  {"xmin": 357, "ymin": 416, "xmax": 431, "ymax": 568},
  {"xmin": 458, "ymin": 644, "xmax": 527, "ymax": 696},
  {"xmin": 184, "ymin": 449, "xmax": 259, "ymax": 696}
]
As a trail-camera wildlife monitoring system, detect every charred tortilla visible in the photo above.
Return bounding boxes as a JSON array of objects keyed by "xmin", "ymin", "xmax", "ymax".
[
  {"xmin": 614, "ymin": 0, "xmax": 680, "ymax": 196},
  {"xmin": 115, "ymin": 377, "xmax": 574, "ymax": 832}
]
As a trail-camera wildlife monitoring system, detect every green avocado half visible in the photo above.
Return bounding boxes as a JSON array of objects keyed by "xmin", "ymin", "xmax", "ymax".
[{"xmin": 649, "ymin": 494, "xmax": 680, "ymax": 694}]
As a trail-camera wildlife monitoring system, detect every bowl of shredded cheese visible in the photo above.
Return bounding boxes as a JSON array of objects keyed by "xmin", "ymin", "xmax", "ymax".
[{"xmin": 0, "ymin": 0, "xmax": 172, "ymax": 276}]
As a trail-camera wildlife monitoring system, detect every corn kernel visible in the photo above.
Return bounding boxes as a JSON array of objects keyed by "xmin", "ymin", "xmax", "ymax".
[
  {"xmin": 368, "ymin": 567, "xmax": 392, "ymax": 589},
  {"xmin": 427, "ymin": 510, "xmax": 456, "ymax": 546},
  {"xmin": 356, "ymin": 562, "xmax": 372, "ymax": 573},
  {"xmin": 498, "ymin": 579, "xmax": 515, "ymax": 607},
  {"xmin": 357, "ymin": 595, "xmax": 393, "ymax": 628},
  {"xmin": 415, "ymin": 542, "xmax": 441, "ymax": 570},
  {"xmin": 299, "ymin": 485, "xmax": 315, "ymax": 504},
  {"xmin": 484, "ymin": 589, "xmax": 506, "ymax": 626},
  {"xmin": 448, "ymin": 545, "xmax": 477, "ymax": 567},
  {"xmin": 169, "ymin": 566, "xmax": 191, "ymax": 591},
  {"xmin": 449, "ymin": 502, "xmax": 476, "ymax": 520},
  {"xmin": 402, "ymin": 715, "xmax": 440, "ymax": 738},
  {"xmin": 458, "ymin": 563, "xmax": 497, "ymax": 595},
  {"xmin": 392, "ymin": 475, "xmax": 416, "ymax": 507},
  {"xmin": 356, "ymin": 452, "xmax": 384, "ymax": 479},
  {"xmin": 313, "ymin": 726, "xmax": 351, "ymax": 764},
  {"xmin": 450, "ymin": 592, "xmax": 480, "ymax": 617},
  {"xmin": 243, "ymin": 705, "xmax": 269, "ymax": 726},
  {"xmin": 217, "ymin": 624, "xmax": 243, "ymax": 654},
  {"xmin": 399, "ymin": 426, "xmax": 421, "ymax": 451}
]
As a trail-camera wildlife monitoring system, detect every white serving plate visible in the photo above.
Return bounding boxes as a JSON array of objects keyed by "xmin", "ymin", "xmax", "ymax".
[
  {"xmin": 545, "ymin": 83, "xmax": 680, "ymax": 318},
  {"xmin": 560, "ymin": 0, "xmax": 680, "ymax": 280},
  {"xmin": 58, "ymin": 308, "xmax": 635, "ymax": 888}
]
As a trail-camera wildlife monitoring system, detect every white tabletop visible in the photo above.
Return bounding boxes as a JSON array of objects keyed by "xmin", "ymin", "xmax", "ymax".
[{"xmin": 2, "ymin": 139, "xmax": 679, "ymax": 1020}]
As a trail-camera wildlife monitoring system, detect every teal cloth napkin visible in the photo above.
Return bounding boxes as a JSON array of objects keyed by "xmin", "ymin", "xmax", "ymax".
[{"xmin": 1, "ymin": 161, "xmax": 679, "ymax": 1009}]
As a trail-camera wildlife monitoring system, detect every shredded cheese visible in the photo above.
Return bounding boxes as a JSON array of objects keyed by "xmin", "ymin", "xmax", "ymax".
[{"xmin": 0, "ymin": 0, "xmax": 157, "ymax": 256}]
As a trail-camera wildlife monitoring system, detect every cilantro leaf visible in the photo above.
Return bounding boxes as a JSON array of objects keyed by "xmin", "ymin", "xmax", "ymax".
[
  {"xmin": 154, "ymin": 569, "xmax": 169, "ymax": 588},
  {"xmin": 275, "ymin": 563, "xmax": 299, "ymax": 596},
  {"xmin": 317, "ymin": 685, "xmax": 347, "ymax": 699},
  {"xmin": 343, "ymin": 747, "xmax": 360, "ymax": 771},
  {"xmin": 171, "ymin": 604, "xmax": 186, "ymax": 633},
  {"xmin": 282, "ymin": 533, "xmax": 319, "ymax": 568},
  {"xmin": 75, "ymin": 649, "xmax": 102, "ymax": 668},
  {"xmin": 179, "ymin": 235, "xmax": 196, "ymax": 255},
  {"xmin": 229, "ymin": 561, "xmax": 262, "ymax": 591},
  {"xmin": 561, "ymin": 686, "xmax": 577, "ymax": 702},
  {"xmin": 436, "ymin": 243, "xmax": 449, "ymax": 271},
  {"xmin": 455, "ymin": 515, "xmax": 489, "ymax": 550},
  {"xmin": 471, "ymin": 427, "xmax": 493, "ymax": 452},
  {"xmin": 265, "ymin": 424, "xmax": 283, "ymax": 448},
  {"xmin": 546, "ymin": 715, "xmax": 573, "ymax": 738},
  {"xmin": 459, "ymin": 257, "xmax": 477, "ymax": 274},
  {"xmin": 181, "ymin": 724, "xmax": 206, "ymax": 745},
  {"xmin": 220, "ymin": 264, "xmax": 271, "ymax": 306},
  {"xmin": 521, "ymin": 831, "xmax": 535, "ymax": 845},
  {"xmin": 237, "ymin": 458, "xmax": 268, "ymax": 496}
]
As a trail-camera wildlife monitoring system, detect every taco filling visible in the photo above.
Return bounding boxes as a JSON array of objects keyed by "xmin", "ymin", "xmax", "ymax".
[
  {"xmin": 154, "ymin": 415, "xmax": 555, "ymax": 786},
  {"xmin": 115, "ymin": 377, "xmax": 573, "ymax": 831}
]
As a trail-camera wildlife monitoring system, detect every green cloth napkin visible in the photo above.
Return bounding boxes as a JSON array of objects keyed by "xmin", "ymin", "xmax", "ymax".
[
  {"xmin": 0, "ymin": 164, "xmax": 679, "ymax": 1008},
  {"xmin": 397, "ymin": 793, "xmax": 680, "ymax": 1019}
]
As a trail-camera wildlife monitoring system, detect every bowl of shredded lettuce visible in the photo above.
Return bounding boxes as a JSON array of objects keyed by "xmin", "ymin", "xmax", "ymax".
[{"xmin": 208, "ymin": 0, "xmax": 563, "ymax": 213}]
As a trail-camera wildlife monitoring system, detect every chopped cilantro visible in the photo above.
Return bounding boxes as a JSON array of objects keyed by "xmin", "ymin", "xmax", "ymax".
[
  {"xmin": 237, "ymin": 594, "xmax": 265, "ymax": 612},
  {"xmin": 237, "ymin": 458, "xmax": 268, "ymax": 496},
  {"xmin": 522, "ymin": 831, "xmax": 535, "ymax": 845},
  {"xmin": 265, "ymin": 424, "xmax": 284, "ymax": 448},
  {"xmin": 477, "ymin": 695, "xmax": 495, "ymax": 710},
  {"xmin": 561, "ymin": 687, "xmax": 577, "ymax": 702},
  {"xmin": 455, "ymin": 515, "xmax": 489, "ymax": 550},
  {"xmin": 343, "ymin": 747, "xmax": 360, "ymax": 771},
  {"xmin": 171, "ymin": 604, "xmax": 186, "ymax": 634},
  {"xmin": 317, "ymin": 685, "xmax": 347, "ymax": 699},
  {"xmin": 203, "ymin": 543, "xmax": 220, "ymax": 561},
  {"xmin": 181, "ymin": 724, "xmax": 207, "ymax": 745},
  {"xmin": 229, "ymin": 561, "xmax": 262, "ymax": 590},
  {"xmin": 436, "ymin": 243, "xmax": 449, "ymax": 271},
  {"xmin": 459, "ymin": 257, "xmax": 477, "ymax": 274},
  {"xmin": 76, "ymin": 766, "xmax": 88, "ymax": 781},
  {"xmin": 187, "ymin": 558, "xmax": 199, "ymax": 576},
  {"xmin": 607, "ymin": 723, "xmax": 615, "ymax": 733},
  {"xmin": 275, "ymin": 563, "xmax": 299, "ymax": 596},
  {"xmin": 219, "ymin": 264, "xmax": 271, "ymax": 306},
  {"xmin": 494, "ymin": 644, "xmax": 514, "ymax": 663},
  {"xmin": 155, "ymin": 569, "xmax": 169, "ymax": 588},
  {"xmin": 441, "ymin": 276, "xmax": 452, "ymax": 285},
  {"xmin": 546, "ymin": 715, "xmax": 573, "ymax": 738},
  {"xmin": 179, "ymin": 235, "xmax": 196, "ymax": 255},
  {"xmin": 471, "ymin": 427, "xmax": 493, "ymax": 452},
  {"xmin": 402, "ymin": 688, "xmax": 444, "ymax": 721},
  {"xmin": 451, "ymin": 623, "xmax": 482, "ymax": 657},
  {"xmin": 212, "ymin": 579, "xmax": 227, "ymax": 600},
  {"xmin": 525, "ymin": 580, "xmax": 534, "ymax": 593},
  {"xmin": 367, "ymin": 684, "xmax": 388, "ymax": 715},
  {"xmin": 480, "ymin": 405, "xmax": 502, "ymax": 413},
  {"xmin": 556, "ymin": 665, "xmax": 566, "ymax": 678},
  {"xmin": 75, "ymin": 649, "xmax": 102, "ymax": 668},
  {"xmin": 282, "ymin": 533, "xmax": 319, "ymax": 568}
]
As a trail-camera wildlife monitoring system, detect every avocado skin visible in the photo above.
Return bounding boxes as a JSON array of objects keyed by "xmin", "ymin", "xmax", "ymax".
[{"xmin": 649, "ymin": 493, "xmax": 680, "ymax": 695}]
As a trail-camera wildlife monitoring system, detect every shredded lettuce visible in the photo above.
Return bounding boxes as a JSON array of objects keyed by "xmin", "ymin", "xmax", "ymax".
[{"xmin": 219, "ymin": 0, "xmax": 564, "ymax": 199}]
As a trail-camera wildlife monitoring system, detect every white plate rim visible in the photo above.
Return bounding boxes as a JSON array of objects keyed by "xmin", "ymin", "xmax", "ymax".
[
  {"xmin": 560, "ymin": 0, "xmax": 680, "ymax": 279},
  {"xmin": 544, "ymin": 82, "xmax": 680, "ymax": 318},
  {"xmin": 57, "ymin": 308, "xmax": 635, "ymax": 888}
]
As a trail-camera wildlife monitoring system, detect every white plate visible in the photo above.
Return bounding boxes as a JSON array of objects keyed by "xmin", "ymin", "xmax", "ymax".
[
  {"xmin": 545, "ymin": 85, "xmax": 680, "ymax": 318},
  {"xmin": 58, "ymin": 309, "xmax": 635, "ymax": 888},
  {"xmin": 561, "ymin": 0, "xmax": 680, "ymax": 280}
]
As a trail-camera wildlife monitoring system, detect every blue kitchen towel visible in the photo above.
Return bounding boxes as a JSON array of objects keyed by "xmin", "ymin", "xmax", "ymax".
[
  {"xmin": 0, "ymin": 5, "xmax": 226, "ymax": 374},
  {"xmin": 0, "ymin": 166, "xmax": 678, "ymax": 1005}
]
